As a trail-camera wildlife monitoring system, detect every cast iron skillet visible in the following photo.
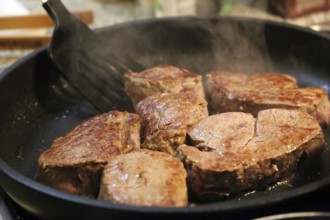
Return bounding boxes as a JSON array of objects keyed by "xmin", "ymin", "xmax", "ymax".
[{"xmin": 1, "ymin": 17, "xmax": 330, "ymax": 220}]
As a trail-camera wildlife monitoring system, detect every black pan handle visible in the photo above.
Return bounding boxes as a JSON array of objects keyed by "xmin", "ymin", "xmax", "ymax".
[
  {"xmin": 42, "ymin": 0, "xmax": 85, "ymax": 31},
  {"xmin": 41, "ymin": 0, "xmax": 90, "ymax": 73}
]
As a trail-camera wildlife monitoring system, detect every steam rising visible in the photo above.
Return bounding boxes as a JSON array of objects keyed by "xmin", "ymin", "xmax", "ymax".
[
  {"xmin": 101, "ymin": 18, "xmax": 275, "ymax": 75},
  {"xmin": 207, "ymin": 19, "xmax": 274, "ymax": 73}
]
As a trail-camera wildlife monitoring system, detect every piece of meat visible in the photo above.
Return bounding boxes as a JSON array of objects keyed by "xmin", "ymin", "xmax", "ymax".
[
  {"xmin": 206, "ymin": 72, "xmax": 330, "ymax": 126},
  {"xmin": 125, "ymin": 64, "xmax": 205, "ymax": 108},
  {"xmin": 37, "ymin": 111, "xmax": 141, "ymax": 197},
  {"xmin": 136, "ymin": 91, "xmax": 208, "ymax": 155},
  {"xmin": 187, "ymin": 112, "xmax": 256, "ymax": 152},
  {"xmin": 178, "ymin": 109, "xmax": 325, "ymax": 199},
  {"xmin": 98, "ymin": 149, "xmax": 187, "ymax": 207}
]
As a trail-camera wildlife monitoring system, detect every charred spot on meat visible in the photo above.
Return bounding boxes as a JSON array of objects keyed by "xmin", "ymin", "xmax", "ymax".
[
  {"xmin": 37, "ymin": 111, "xmax": 141, "ymax": 197},
  {"xmin": 177, "ymin": 109, "xmax": 325, "ymax": 201}
]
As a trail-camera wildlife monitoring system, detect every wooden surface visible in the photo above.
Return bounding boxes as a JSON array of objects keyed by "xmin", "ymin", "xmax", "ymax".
[{"xmin": 0, "ymin": 11, "xmax": 93, "ymax": 49}]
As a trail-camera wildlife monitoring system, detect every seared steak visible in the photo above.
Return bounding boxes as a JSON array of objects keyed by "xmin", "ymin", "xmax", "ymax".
[
  {"xmin": 136, "ymin": 91, "xmax": 208, "ymax": 155},
  {"xmin": 207, "ymin": 72, "xmax": 330, "ymax": 126},
  {"xmin": 37, "ymin": 111, "xmax": 141, "ymax": 197},
  {"xmin": 98, "ymin": 149, "xmax": 187, "ymax": 207},
  {"xmin": 125, "ymin": 64, "xmax": 205, "ymax": 108},
  {"xmin": 178, "ymin": 109, "xmax": 325, "ymax": 199}
]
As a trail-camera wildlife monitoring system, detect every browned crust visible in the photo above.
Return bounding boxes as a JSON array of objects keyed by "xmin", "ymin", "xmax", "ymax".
[
  {"xmin": 206, "ymin": 72, "xmax": 330, "ymax": 126},
  {"xmin": 39, "ymin": 111, "xmax": 140, "ymax": 167},
  {"xmin": 178, "ymin": 109, "xmax": 325, "ymax": 197},
  {"xmin": 136, "ymin": 92, "xmax": 208, "ymax": 155},
  {"xmin": 98, "ymin": 149, "xmax": 188, "ymax": 207},
  {"xmin": 37, "ymin": 111, "xmax": 141, "ymax": 197},
  {"xmin": 125, "ymin": 64, "xmax": 205, "ymax": 108}
]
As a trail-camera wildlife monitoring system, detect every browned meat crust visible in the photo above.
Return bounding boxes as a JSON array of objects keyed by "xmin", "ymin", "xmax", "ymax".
[
  {"xmin": 125, "ymin": 64, "xmax": 205, "ymax": 108},
  {"xmin": 98, "ymin": 149, "xmax": 187, "ymax": 207},
  {"xmin": 207, "ymin": 72, "xmax": 330, "ymax": 126},
  {"xmin": 136, "ymin": 91, "xmax": 208, "ymax": 155},
  {"xmin": 37, "ymin": 67, "xmax": 329, "ymax": 205},
  {"xmin": 37, "ymin": 111, "xmax": 141, "ymax": 197},
  {"xmin": 178, "ymin": 109, "xmax": 325, "ymax": 199}
]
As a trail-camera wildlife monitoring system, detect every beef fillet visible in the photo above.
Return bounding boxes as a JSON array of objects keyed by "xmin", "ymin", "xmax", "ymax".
[
  {"xmin": 37, "ymin": 111, "xmax": 141, "ymax": 197},
  {"xmin": 136, "ymin": 91, "xmax": 208, "ymax": 155},
  {"xmin": 98, "ymin": 149, "xmax": 188, "ymax": 207},
  {"xmin": 178, "ymin": 109, "xmax": 325, "ymax": 199},
  {"xmin": 207, "ymin": 72, "xmax": 330, "ymax": 126},
  {"xmin": 125, "ymin": 64, "xmax": 205, "ymax": 108}
]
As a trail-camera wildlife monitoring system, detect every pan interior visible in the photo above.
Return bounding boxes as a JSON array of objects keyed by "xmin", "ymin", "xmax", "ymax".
[{"xmin": 1, "ymin": 17, "xmax": 330, "ymax": 209}]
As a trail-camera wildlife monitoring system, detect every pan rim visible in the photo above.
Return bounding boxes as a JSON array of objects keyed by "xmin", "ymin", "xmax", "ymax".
[
  {"xmin": 1, "ymin": 16, "xmax": 330, "ymax": 215},
  {"xmin": 95, "ymin": 15, "xmax": 330, "ymax": 41},
  {"xmin": 1, "ymin": 157, "xmax": 330, "ymax": 214}
]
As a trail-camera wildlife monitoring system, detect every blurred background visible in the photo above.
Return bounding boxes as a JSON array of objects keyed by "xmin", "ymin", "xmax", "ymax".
[{"xmin": 1, "ymin": 0, "xmax": 330, "ymax": 70}]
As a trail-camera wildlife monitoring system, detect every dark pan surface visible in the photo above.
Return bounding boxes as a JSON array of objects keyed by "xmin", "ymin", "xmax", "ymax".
[{"xmin": 1, "ymin": 17, "xmax": 330, "ymax": 219}]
